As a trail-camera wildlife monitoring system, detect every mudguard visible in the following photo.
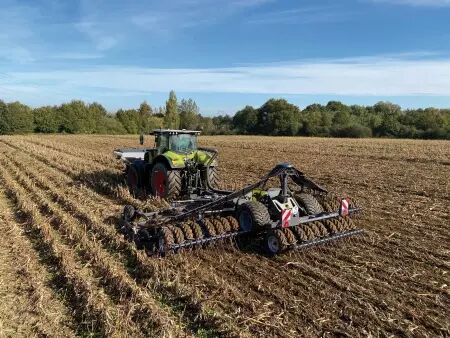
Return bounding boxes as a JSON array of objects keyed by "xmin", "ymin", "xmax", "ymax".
[{"xmin": 129, "ymin": 160, "xmax": 151, "ymax": 190}]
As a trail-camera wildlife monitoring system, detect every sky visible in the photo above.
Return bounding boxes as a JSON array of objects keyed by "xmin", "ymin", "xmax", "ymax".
[{"xmin": 1, "ymin": 0, "xmax": 450, "ymax": 115}]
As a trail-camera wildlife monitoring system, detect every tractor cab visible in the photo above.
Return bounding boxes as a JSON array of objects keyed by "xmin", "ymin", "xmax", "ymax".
[{"xmin": 153, "ymin": 129, "xmax": 200, "ymax": 155}]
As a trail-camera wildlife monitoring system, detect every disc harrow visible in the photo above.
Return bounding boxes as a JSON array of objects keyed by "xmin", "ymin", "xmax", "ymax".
[{"xmin": 120, "ymin": 163, "xmax": 363, "ymax": 256}]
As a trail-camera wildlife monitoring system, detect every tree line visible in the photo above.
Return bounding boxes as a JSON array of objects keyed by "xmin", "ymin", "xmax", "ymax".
[{"xmin": 1, "ymin": 91, "xmax": 449, "ymax": 139}]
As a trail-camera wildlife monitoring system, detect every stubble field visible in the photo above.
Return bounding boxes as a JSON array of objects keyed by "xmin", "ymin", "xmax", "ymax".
[{"xmin": 0, "ymin": 134, "xmax": 448, "ymax": 338}]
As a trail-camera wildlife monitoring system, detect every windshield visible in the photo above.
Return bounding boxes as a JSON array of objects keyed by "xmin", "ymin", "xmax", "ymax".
[{"xmin": 170, "ymin": 134, "xmax": 197, "ymax": 153}]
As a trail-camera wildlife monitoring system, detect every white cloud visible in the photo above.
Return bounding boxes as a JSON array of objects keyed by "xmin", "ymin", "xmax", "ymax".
[
  {"xmin": 50, "ymin": 52, "xmax": 103, "ymax": 60},
  {"xmin": 246, "ymin": 6, "xmax": 349, "ymax": 25},
  {"xmin": 130, "ymin": 0, "xmax": 273, "ymax": 34},
  {"xmin": 0, "ymin": 46, "xmax": 35, "ymax": 64},
  {"xmin": 75, "ymin": 21, "xmax": 120, "ymax": 51},
  {"xmin": 2, "ymin": 55, "xmax": 450, "ymax": 98},
  {"xmin": 372, "ymin": 0, "xmax": 450, "ymax": 6}
]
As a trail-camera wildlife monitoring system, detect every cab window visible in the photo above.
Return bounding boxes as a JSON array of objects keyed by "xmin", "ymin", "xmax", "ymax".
[{"xmin": 170, "ymin": 134, "xmax": 197, "ymax": 153}]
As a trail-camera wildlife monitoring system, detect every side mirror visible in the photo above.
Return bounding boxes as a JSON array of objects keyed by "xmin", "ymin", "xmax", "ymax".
[{"xmin": 139, "ymin": 134, "xmax": 144, "ymax": 145}]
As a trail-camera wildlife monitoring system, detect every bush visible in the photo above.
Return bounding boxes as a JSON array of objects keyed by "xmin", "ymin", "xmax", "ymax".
[{"xmin": 331, "ymin": 124, "xmax": 373, "ymax": 138}]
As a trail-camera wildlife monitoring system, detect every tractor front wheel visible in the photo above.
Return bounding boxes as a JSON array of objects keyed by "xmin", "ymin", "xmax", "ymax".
[{"xmin": 150, "ymin": 162, "xmax": 181, "ymax": 199}]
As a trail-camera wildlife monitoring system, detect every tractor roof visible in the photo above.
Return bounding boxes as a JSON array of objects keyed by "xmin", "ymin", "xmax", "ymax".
[{"xmin": 152, "ymin": 129, "xmax": 201, "ymax": 135}]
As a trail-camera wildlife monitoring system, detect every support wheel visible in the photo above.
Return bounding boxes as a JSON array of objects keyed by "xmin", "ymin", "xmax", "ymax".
[
  {"xmin": 265, "ymin": 229, "xmax": 288, "ymax": 256},
  {"xmin": 296, "ymin": 193, "xmax": 324, "ymax": 215},
  {"xmin": 238, "ymin": 201, "xmax": 270, "ymax": 232}
]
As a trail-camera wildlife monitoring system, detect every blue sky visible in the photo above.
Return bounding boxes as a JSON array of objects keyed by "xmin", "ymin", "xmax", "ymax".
[{"xmin": 1, "ymin": 0, "xmax": 450, "ymax": 114}]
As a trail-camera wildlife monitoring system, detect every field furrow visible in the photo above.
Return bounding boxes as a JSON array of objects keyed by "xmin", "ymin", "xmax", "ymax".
[
  {"xmin": 0, "ymin": 134, "xmax": 448, "ymax": 337},
  {"xmin": 0, "ymin": 190, "xmax": 77, "ymax": 338},
  {"xmin": 0, "ymin": 154, "xmax": 191, "ymax": 337}
]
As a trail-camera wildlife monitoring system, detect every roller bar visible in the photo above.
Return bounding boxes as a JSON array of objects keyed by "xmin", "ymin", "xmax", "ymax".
[
  {"xmin": 292, "ymin": 229, "xmax": 364, "ymax": 250},
  {"xmin": 168, "ymin": 230, "xmax": 246, "ymax": 251}
]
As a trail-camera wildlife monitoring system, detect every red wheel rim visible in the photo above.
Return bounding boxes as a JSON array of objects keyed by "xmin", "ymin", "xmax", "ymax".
[{"xmin": 152, "ymin": 170, "xmax": 166, "ymax": 197}]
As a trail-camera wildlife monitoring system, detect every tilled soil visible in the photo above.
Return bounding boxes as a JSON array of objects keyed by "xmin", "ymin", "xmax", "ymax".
[{"xmin": 0, "ymin": 134, "xmax": 448, "ymax": 338}]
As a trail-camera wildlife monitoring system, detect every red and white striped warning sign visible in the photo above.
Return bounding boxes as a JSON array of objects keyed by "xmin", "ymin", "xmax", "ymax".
[
  {"xmin": 281, "ymin": 208, "xmax": 292, "ymax": 228},
  {"xmin": 340, "ymin": 199, "xmax": 349, "ymax": 216}
]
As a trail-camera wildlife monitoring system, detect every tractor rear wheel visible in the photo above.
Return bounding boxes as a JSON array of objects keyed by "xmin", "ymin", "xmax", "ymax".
[
  {"xmin": 126, "ymin": 165, "xmax": 145, "ymax": 198},
  {"xmin": 295, "ymin": 193, "xmax": 324, "ymax": 215},
  {"xmin": 237, "ymin": 201, "xmax": 270, "ymax": 232},
  {"xmin": 206, "ymin": 166, "xmax": 220, "ymax": 189},
  {"xmin": 150, "ymin": 162, "xmax": 181, "ymax": 199}
]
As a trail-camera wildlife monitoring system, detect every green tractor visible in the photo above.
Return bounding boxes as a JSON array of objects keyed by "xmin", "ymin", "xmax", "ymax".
[{"xmin": 114, "ymin": 129, "xmax": 219, "ymax": 199}]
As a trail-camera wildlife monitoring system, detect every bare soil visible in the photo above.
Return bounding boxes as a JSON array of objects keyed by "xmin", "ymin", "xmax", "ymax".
[{"xmin": 0, "ymin": 134, "xmax": 448, "ymax": 337}]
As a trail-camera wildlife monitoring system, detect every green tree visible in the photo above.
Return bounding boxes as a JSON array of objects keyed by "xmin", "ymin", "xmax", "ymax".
[
  {"xmin": 257, "ymin": 99, "xmax": 300, "ymax": 135},
  {"xmin": 96, "ymin": 115, "xmax": 127, "ymax": 134},
  {"xmin": 373, "ymin": 101, "xmax": 402, "ymax": 136},
  {"xmin": 0, "ymin": 100, "xmax": 11, "ymax": 134},
  {"xmin": 164, "ymin": 90, "xmax": 179, "ymax": 129},
  {"xmin": 59, "ymin": 100, "xmax": 97, "ymax": 133},
  {"xmin": 6, "ymin": 101, "xmax": 33, "ymax": 133},
  {"xmin": 300, "ymin": 110, "xmax": 323, "ymax": 136},
  {"xmin": 33, "ymin": 106, "xmax": 59, "ymax": 133},
  {"xmin": 179, "ymin": 98, "xmax": 199, "ymax": 130},
  {"xmin": 326, "ymin": 101, "xmax": 351, "ymax": 114},
  {"xmin": 138, "ymin": 101, "xmax": 152, "ymax": 133},
  {"xmin": 197, "ymin": 115, "xmax": 215, "ymax": 134},
  {"xmin": 116, "ymin": 109, "xmax": 139, "ymax": 134},
  {"xmin": 88, "ymin": 102, "xmax": 108, "ymax": 133},
  {"xmin": 233, "ymin": 105, "xmax": 258, "ymax": 134},
  {"xmin": 332, "ymin": 109, "xmax": 352, "ymax": 127},
  {"xmin": 147, "ymin": 115, "xmax": 164, "ymax": 131},
  {"xmin": 212, "ymin": 115, "xmax": 233, "ymax": 134}
]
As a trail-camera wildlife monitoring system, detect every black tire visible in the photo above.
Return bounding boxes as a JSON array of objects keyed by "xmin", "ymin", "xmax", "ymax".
[
  {"xmin": 126, "ymin": 164, "xmax": 145, "ymax": 199},
  {"xmin": 136, "ymin": 228, "xmax": 151, "ymax": 251},
  {"xmin": 205, "ymin": 166, "xmax": 220, "ymax": 189},
  {"xmin": 238, "ymin": 201, "xmax": 270, "ymax": 232},
  {"xmin": 296, "ymin": 193, "xmax": 324, "ymax": 215},
  {"xmin": 264, "ymin": 229, "xmax": 288, "ymax": 256},
  {"xmin": 150, "ymin": 162, "xmax": 182, "ymax": 199}
]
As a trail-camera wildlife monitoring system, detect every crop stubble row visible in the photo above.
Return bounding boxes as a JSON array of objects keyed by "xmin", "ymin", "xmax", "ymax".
[{"xmin": 0, "ymin": 135, "xmax": 448, "ymax": 337}]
